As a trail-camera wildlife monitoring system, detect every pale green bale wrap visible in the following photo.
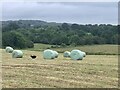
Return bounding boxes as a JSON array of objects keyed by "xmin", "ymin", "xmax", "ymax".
[
  {"xmin": 5, "ymin": 46, "xmax": 14, "ymax": 53},
  {"xmin": 81, "ymin": 51, "xmax": 86, "ymax": 57},
  {"xmin": 53, "ymin": 50, "xmax": 58, "ymax": 58},
  {"xmin": 63, "ymin": 51, "xmax": 70, "ymax": 57},
  {"xmin": 70, "ymin": 50, "xmax": 83, "ymax": 60},
  {"xmin": 43, "ymin": 49, "xmax": 55, "ymax": 59},
  {"xmin": 12, "ymin": 50, "xmax": 23, "ymax": 58}
]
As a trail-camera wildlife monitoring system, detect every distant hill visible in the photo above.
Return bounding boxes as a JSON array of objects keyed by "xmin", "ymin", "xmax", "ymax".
[{"xmin": 2, "ymin": 20, "xmax": 62, "ymax": 29}]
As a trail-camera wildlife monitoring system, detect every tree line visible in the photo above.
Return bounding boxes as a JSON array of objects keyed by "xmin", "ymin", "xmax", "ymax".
[{"xmin": 2, "ymin": 20, "xmax": 119, "ymax": 49}]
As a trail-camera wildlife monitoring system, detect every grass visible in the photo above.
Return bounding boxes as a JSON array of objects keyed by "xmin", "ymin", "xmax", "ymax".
[
  {"xmin": 27, "ymin": 43, "xmax": 54, "ymax": 51},
  {"xmin": 27, "ymin": 43, "xmax": 119, "ymax": 55},
  {"xmin": 1, "ymin": 49, "xmax": 118, "ymax": 88}
]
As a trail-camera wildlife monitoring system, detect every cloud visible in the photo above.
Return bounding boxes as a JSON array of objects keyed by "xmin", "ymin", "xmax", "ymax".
[
  {"xmin": 1, "ymin": 0, "xmax": 119, "ymax": 2},
  {"xmin": 2, "ymin": 2, "xmax": 118, "ymax": 24}
]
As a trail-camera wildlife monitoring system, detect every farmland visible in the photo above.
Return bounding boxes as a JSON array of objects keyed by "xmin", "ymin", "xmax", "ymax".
[
  {"xmin": 1, "ymin": 44, "xmax": 119, "ymax": 88},
  {"xmin": 1, "ymin": 3, "xmax": 119, "ymax": 89},
  {"xmin": 28, "ymin": 44, "xmax": 119, "ymax": 55}
]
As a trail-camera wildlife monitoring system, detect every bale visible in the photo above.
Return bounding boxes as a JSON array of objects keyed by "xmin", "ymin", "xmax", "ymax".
[
  {"xmin": 81, "ymin": 51, "xmax": 86, "ymax": 57},
  {"xmin": 53, "ymin": 50, "xmax": 58, "ymax": 58},
  {"xmin": 5, "ymin": 46, "xmax": 14, "ymax": 53},
  {"xmin": 12, "ymin": 50, "xmax": 23, "ymax": 58},
  {"xmin": 43, "ymin": 49, "xmax": 55, "ymax": 59},
  {"xmin": 63, "ymin": 51, "xmax": 70, "ymax": 57},
  {"xmin": 70, "ymin": 50, "xmax": 83, "ymax": 60}
]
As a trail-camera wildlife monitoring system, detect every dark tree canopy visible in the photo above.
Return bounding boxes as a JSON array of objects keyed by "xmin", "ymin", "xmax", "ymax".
[
  {"xmin": 2, "ymin": 20, "xmax": 119, "ymax": 49},
  {"xmin": 2, "ymin": 31, "xmax": 34, "ymax": 49}
]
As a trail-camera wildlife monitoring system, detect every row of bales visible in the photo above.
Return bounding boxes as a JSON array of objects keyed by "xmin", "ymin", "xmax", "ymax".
[
  {"xmin": 43, "ymin": 50, "xmax": 58, "ymax": 59},
  {"xmin": 43, "ymin": 49, "xmax": 86, "ymax": 60},
  {"xmin": 5, "ymin": 46, "xmax": 23, "ymax": 58},
  {"xmin": 63, "ymin": 50, "xmax": 86, "ymax": 60},
  {"xmin": 5, "ymin": 46, "xmax": 86, "ymax": 60}
]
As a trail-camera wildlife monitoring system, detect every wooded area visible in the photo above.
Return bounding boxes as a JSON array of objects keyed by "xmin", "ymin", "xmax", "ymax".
[{"xmin": 2, "ymin": 20, "xmax": 119, "ymax": 49}]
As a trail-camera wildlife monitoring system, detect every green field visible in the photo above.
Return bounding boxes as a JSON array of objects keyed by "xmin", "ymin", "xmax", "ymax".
[
  {"xmin": 28, "ymin": 44, "xmax": 119, "ymax": 55},
  {"xmin": 1, "ymin": 44, "xmax": 118, "ymax": 88}
]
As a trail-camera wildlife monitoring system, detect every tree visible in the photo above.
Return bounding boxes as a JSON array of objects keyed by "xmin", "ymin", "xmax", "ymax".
[
  {"xmin": 83, "ymin": 35, "xmax": 94, "ymax": 45},
  {"xmin": 111, "ymin": 34, "xmax": 118, "ymax": 44},
  {"xmin": 92, "ymin": 36, "xmax": 105, "ymax": 44},
  {"xmin": 71, "ymin": 24, "xmax": 80, "ymax": 30},
  {"xmin": 61, "ymin": 23, "xmax": 70, "ymax": 31},
  {"xmin": 2, "ymin": 31, "xmax": 34, "ymax": 49},
  {"xmin": 69, "ymin": 35, "xmax": 80, "ymax": 45},
  {"xmin": 2, "ymin": 22, "xmax": 19, "ymax": 32}
]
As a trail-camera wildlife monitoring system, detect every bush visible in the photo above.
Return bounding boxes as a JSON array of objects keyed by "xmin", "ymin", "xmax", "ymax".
[
  {"xmin": 26, "ymin": 41, "xmax": 34, "ymax": 48},
  {"xmin": 51, "ymin": 45, "xmax": 61, "ymax": 48},
  {"xmin": 61, "ymin": 43, "xmax": 66, "ymax": 47},
  {"xmin": 2, "ymin": 31, "xmax": 34, "ymax": 49}
]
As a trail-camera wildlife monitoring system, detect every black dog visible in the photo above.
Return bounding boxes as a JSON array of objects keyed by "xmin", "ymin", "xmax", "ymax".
[{"xmin": 30, "ymin": 55, "xmax": 36, "ymax": 59}]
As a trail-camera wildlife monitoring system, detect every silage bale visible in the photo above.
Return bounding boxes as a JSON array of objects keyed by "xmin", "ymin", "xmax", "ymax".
[
  {"xmin": 63, "ymin": 51, "xmax": 70, "ymax": 57},
  {"xmin": 5, "ymin": 46, "xmax": 14, "ymax": 53},
  {"xmin": 43, "ymin": 49, "xmax": 55, "ymax": 59},
  {"xmin": 81, "ymin": 51, "xmax": 86, "ymax": 57},
  {"xmin": 12, "ymin": 50, "xmax": 23, "ymax": 58},
  {"xmin": 70, "ymin": 50, "xmax": 83, "ymax": 60},
  {"xmin": 53, "ymin": 50, "xmax": 58, "ymax": 58}
]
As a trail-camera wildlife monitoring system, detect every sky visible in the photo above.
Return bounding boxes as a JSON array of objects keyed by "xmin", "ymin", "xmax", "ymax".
[{"xmin": 1, "ymin": 0, "xmax": 119, "ymax": 24}]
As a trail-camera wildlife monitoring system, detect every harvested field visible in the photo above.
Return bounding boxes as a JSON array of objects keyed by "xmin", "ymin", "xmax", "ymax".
[{"xmin": 1, "ymin": 49, "xmax": 118, "ymax": 88}]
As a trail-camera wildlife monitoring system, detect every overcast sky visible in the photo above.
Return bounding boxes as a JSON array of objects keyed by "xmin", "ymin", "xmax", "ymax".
[{"xmin": 1, "ymin": 1, "xmax": 118, "ymax": 24}]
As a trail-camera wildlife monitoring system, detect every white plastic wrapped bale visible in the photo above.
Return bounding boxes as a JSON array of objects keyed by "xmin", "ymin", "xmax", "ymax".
[
  {"xmin": 12, "ymin": 50, "xmax": 23, "ymax": 58},
  {"xmin": 81, "ymin": 51, "xmax": 86, "ymax": 57},
  {"xmin": 53, "ymin": 50, "xmax": 58, "ymax": 58},
  {"xmin": 5, "ymin": 46, "xmax": 14, "ymax": 53},
  {"xmin": 43, "ymin": 49, "xmax": 55, "ymax": 59},
  {"xmin": 63, "ymin": 51, "xmax": 70, "ymax": 57},
  {"xmin": 70, "ymin": 50, "xmax": 83, "ymax": 60}
]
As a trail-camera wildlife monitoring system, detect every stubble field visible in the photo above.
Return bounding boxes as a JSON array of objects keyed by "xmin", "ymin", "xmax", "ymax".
[{"xmin": 1, "ymin": 48, "xmax": 118, "ymax": 88}]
